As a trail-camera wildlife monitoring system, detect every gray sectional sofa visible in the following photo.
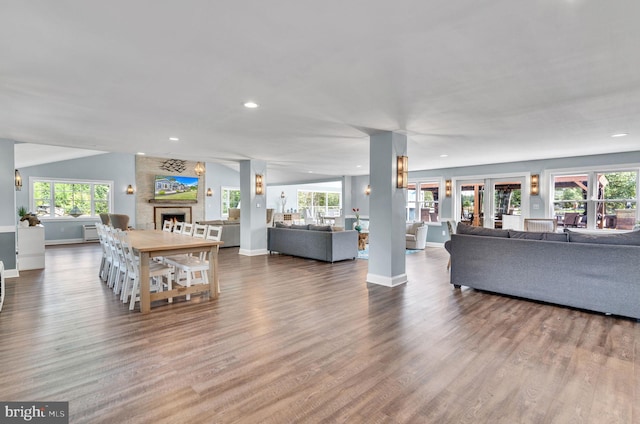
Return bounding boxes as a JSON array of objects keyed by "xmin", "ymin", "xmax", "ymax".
[
  {"xmin": 446, "ymin": 223, "xmax": 640, "ymax": 319},
  {"xmin": 268, "ymin": 225, "xmax": 358, "ymax": 262}
]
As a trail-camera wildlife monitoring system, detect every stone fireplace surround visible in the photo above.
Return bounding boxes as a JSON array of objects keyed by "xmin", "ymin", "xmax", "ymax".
[{"xmin": 135, "ymin": 156, "xmax": 205, "ymax": 230}]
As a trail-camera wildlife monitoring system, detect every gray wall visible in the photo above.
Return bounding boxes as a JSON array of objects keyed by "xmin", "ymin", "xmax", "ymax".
[
  {"xmin": 0, "ymin": 139, "xmax": 17, "ymax": 270},
  {"xmin": 205, "ymin": 162, "xmax": 240, "ymax": 220},
  {"xmin": 15, "ymin": 153, "xmax": 136, "ymax": 243},
  {"xmin": 410, "ymin": 150, "xmax": 640, "ymax": 244}
]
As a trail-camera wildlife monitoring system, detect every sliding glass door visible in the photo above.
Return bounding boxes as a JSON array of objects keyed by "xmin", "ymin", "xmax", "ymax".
[
  {"xmin": 456, "ymin": 175, "xmax": 529, "ymax": 229},
  {"xmin": 491, "ymin": 178, "xmax": 523, "ymax": 229},
  {"xmin": 458, "ymin": 180, "xmax": 485, "ymax": 227}
]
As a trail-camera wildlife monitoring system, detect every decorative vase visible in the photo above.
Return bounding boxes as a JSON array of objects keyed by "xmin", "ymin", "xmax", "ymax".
[{"xmin": 355, "ymin": 224, "xmax": 362, "ymax": 232}]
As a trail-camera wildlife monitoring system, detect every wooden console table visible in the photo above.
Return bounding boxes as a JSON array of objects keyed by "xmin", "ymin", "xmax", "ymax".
[{"xmin": 358, "ymin": 232, "xmax": 368, "ymax": 250}]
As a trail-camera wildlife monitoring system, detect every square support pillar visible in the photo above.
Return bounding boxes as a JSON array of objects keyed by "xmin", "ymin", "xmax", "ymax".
[
  {"xmin": 239, "ymin": 160, "xmax": 268, "ymax": 256},
  {"xmin": 366, "ymin": 132, "xmax": 408, "ymax": 287}
]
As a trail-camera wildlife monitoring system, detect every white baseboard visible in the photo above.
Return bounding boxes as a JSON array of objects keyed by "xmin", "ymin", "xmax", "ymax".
[
  {"xmin": 4, "ymin": 268, "xmax": 19, "ymax": 278},
  {"xmin": 238, "ymin": 248, "xmax": 269, "ymax": 256},
  {"xmin": 366, "ymin": 272, "xmax": 408, "ymax": 287},
  {"xmin": 45, "ymin": 238, "xmax": 85, "ymax": 246}
]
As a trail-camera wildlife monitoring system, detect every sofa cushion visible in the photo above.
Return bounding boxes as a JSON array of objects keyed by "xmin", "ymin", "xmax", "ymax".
[
  {"xmin": 309, "ymin": 224, "xmax": 333, "ymax": 232},
  {"xmin": 291, "ymin": 224, "xmax": 310, "ymax": 230},
  {"xmin": 406, "ymin": 234, "xmax": 417, "ymax": 241},
  {"xmin": 197, "ymin": 220, "xmax": 224, "ymax": 225},
  {"xmin": 509, "ymin": 230, "xmax": 568, "ymax": 242},
  {"xmin": 509, "ymin": 230, "xmax": 544, "ymax": 240},
  {"xmin": 567, "ymin": 229, "xmax": 640, "ymax": 246},
  {"xmin": 542, "ymin": 232, "xmax": 569, "ymax": 242},
  {"xmin": 456, "ymin": 223, "xmax": 509, "ymax": 238},
  {"xmin": 409, "ymin": 222, "xmax": 424, "ymax": 235}
]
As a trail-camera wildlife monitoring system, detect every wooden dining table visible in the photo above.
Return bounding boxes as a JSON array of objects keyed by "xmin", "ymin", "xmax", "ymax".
[{"xmin": 127, "ymin": 230, "xmax": 223, "ymax": 313}]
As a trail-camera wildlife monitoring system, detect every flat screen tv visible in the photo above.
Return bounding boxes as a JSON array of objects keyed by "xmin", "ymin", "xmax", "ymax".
[{"xmin": 154, "ymin": 175, "xmax": 199, "ymax": 201}]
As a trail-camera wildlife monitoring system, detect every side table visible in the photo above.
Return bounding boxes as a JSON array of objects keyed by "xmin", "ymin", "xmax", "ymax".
[{"xmin": 358, "ymin": 232, "xmax": 368, "ymax": 250}]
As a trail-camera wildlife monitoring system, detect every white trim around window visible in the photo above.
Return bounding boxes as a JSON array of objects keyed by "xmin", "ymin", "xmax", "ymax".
[{"xmin": 29, "ymin": 177, "xmax": 114, "ymax": 220}]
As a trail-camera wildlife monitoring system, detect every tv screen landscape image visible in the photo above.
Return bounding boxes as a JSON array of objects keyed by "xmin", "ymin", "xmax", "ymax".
[{"xmin": 154, "ymin": 175, "xmax": 199, "ymax": 200}]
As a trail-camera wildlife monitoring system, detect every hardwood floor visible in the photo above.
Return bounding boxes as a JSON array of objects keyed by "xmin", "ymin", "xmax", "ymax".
[{"xmin": 1, "ymin": 244, "xmax": 638, "ymax": 423}]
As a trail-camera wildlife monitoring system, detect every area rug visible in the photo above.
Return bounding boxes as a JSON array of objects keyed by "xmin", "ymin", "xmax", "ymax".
[{"xmin": 357, "ymin": 246, "xmax": 422, "ymax": 260}]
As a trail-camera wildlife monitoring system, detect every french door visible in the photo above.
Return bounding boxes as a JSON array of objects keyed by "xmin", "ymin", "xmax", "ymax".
[{"xmin": 456, "ymin": 175, "xmax": 529, "ymax": 229}]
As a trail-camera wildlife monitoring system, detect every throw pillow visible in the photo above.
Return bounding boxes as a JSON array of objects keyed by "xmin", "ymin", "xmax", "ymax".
[
  {"xmin": 291, "ymin": 224, "xmax": 310, "ymax": 230},
  {"xmin": 508, "ymin": 231, "xmax": 568, "ymax": 242},
  {"xmin": 508, "ymin": 230, "xmax": 544, "ymax": 240},
  {"xmin": 456, "ymin": 223, "xmax": 509, "ymax": 238},
  {"xmin": 567, "ymin": 230, "xmax": 640, "ymax": 246},
  {"xmin": 411, "ymin": 222, "xmax": 424, "ymax": 234},
  {"xmin": 275, "ymin": 222, "xmax": 290, "ymax": 228},
  {"xmin": 542, "ymin": 232, "xmax": 569, "ymax": 242},
  {"xmin": 308, "ymin": 224, "xmax": 333, "ymax": 232}
]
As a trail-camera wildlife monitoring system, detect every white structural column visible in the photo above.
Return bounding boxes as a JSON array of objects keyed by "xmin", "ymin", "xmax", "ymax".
[
  {"xmin": 367, "ymin": 132, "xmax": 408, "ymax": 287},
  {"xmin": 239, "ymin": 159, "xmax": 268, "ymax": 256}
]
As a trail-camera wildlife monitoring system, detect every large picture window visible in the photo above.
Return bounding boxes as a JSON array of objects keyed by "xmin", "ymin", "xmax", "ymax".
[
  {"xmin": 31, "ymin": 178, "xmax": 112, "ymax": 219},
  {"xmin": 552, "ymin": 170, "xmax": 638, "ymax": 230},
  {"xmin": 407, "ymin": 181, "xmax": 440, "ymax": 222},
  {"xmin": 297, "ymin": 190, "xmax": 341, "ymax": 219}
]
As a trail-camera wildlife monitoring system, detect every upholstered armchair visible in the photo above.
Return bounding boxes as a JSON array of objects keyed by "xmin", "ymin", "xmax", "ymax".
[
  {"xmin": 108, "ymin": 213, "xmax": 130, "ymax": 230},
  {"xmin": 524, "ymin": 218, "xmax": 557, "ymax": 232},
  {"xmin": 99, "ymin": 213, "xmax": 110, "ymax": 225},
  {"xmin": 406, "ymin": 222, "xmax": 428, "ymax": 249}
]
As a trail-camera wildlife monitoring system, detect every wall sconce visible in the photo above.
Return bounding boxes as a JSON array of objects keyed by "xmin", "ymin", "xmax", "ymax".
[
  {"xmin": 206, "ymin": 188, "xmax": 213, "ymax": 197},
  {"xmin": 194, "ymin": 161, "xmax": 205, "ymax": 176},
  {"xmin": 365, "ymin": 185, "xmax": 371, "ymax": 196},
  {"xmin": 14, "ymin": 169, "xmax": 22, "ymax": 191},
  {"xmin": 445, "ymin": 180, "xmax": 452, "ymax": 197},
  {"xmin": 126, "ymin": 184, "xmax": 134, "ymax": 195},
  {"xmin": 530, "ymin": 174, "xmax": 539, "ymax": 196},
  {"xmin": 396, "ymin": 156, "xmax": 408, "ymax": 189},
  {"xmin": 255, "ymin": 174, "xmax": 264, "ymax": 195}
]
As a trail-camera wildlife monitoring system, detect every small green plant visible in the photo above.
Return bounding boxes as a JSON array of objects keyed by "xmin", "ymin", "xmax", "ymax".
[{"xmin": 17, "ymin": 206, "xmax": 28, "ymax": 218}]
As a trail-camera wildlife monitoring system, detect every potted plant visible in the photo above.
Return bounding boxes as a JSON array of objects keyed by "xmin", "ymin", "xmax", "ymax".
[
  {"xmin": 17, "ymin": 206, "xmax": 29, "ymax": 227},
  {"xmin": 17, "ymin": 206, "xmax": 28, "ymax": 219}
]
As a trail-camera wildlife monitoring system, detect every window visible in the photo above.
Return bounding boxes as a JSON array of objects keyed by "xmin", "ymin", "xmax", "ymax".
[
  {"xmin": 31, "ymin": 178, "xmax": 113, "ymax": 219},
  {"xmin": 221, "ymin": 187, "xmax": 241, "ymax": 217},
  {"xmin": 407, "ymin": 181, "xmax": 440, "ymax": 222},
  {"xmin": 552, "ymin": 170, "xmax": 638, "ymax": 230},
  {"xmin": 297, "ymin": 190, "xmax": 341, "ymax": 218}
]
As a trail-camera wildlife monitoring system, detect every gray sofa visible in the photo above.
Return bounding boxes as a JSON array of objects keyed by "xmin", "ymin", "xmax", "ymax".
[
  {"xmin": 196, "ymin": 220, "xmax": 240, "ymax": 247},
  {"xmin": 268, "ymin": 225, "xmax": 358, "ymax": 262},
  {"xmin": 446, "ymin": 224, "xmax": 640, "ymax": 319}
]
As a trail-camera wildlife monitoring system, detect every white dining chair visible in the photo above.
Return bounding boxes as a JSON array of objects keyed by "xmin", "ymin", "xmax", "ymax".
[
  {"xmin": 173, "ymin": 221, "xmax": 185, "ymax": 234},
  {"xmin": 118, "ymin": 231, "xmax": 173, "ymax": 310},
  {"xmin": 162, "ymin": 220, "xmax": 174, "ymax": 232},
  {"xmin": 181, "ymin": 222, "xmax": 194, "ymax": 236},
  {"xmin": 166, "ymin": 225, "xmax": 222, "ymax": 300}
]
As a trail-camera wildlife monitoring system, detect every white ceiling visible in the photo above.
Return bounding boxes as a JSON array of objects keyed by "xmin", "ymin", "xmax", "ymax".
[{"xmin": 2, "ymin": 1, "xmax": 640, "ymax": 183}]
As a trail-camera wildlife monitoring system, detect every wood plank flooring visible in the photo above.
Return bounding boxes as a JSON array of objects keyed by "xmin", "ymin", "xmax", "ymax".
[{"xmin": 0, "ymin": 244, "xmax": 638, "ymax": 423}]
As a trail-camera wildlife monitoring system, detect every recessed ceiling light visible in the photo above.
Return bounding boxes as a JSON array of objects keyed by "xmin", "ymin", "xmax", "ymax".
[
  {"xmin": 611, "ymin": 133, "xmax": 628, "ymax": 138},
  {"xmin": 440, "ymin": 154, "xmax": 449, "ymax": 158},
  {"xmin": 169, "ymin": 137, "xmax": 180, "ymax": 141},
  {"xmin": 356, "ymin": 165, "xmax": 362, "ymax": 168},
  {"xmin": 136, "ymin": 152, "xmax": 145, "ymax": 155},
  {"xmin": 308, "ymin": 171, "xmax": 313, "ymax": 173},
  {"xmin": 243, "ymin": 101, "xmax": 259, "ymax": 109}
]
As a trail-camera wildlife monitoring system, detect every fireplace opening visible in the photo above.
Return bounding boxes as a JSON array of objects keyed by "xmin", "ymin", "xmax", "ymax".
[{"xmin": 161, "ymin": 213, "xmax": 186, "ymax": 226}]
